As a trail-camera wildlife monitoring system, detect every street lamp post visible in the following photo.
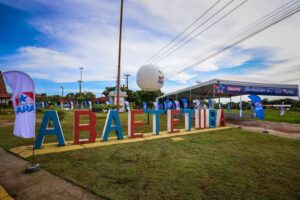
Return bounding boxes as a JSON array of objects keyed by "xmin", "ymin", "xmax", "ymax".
[
  {"xmin": 78, "ymin": 67, "xmax": 84, "ymax": 96},
  {"xmin": 124, "ymin": 73, "xmax": 130, "ymax": 89},
  {"xmin": 60, "ymin": 86, "xmax": 64, "ymax": 98}
]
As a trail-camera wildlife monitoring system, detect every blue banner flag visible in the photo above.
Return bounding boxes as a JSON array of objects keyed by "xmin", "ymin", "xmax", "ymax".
[
  {"xmin": 143, "ymin": 101, "xmax": 147, "ymax": 110},
  {"xmin": 248, "ymin": 95, "xmax": 264, "ymax": 120},
  {"xmin": 174, "ymin": 100, "xmax": 180, "ymax": 110},
  {"xmin": 227, "ymin": 102, "xmax": 231, "ymax": 112},
  {"xmin": 159, "ymin": 103, "xmax": 164, "ymax": 110},
  {"xmin": 165, "ymin": 99, "xmax": 172, "ymax": 109},
  {"xmin": 181, "ymin": 98, "xmax": 188, "ymax": 109},
  {"xmin": 153, "ymin": 102, "xmax": 158, "ymax": 110}
]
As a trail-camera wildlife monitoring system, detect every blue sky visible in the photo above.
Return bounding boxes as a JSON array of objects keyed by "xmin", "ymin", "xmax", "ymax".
[{"xmin": 1, "ymin": 0, "xmax": 300, "ymax": 98}]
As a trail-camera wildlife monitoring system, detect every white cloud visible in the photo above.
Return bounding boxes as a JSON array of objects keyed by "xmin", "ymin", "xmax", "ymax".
[
  {"xmin": 168, "ymin": 71, "xmax": 197, "ymax": 83},
  {"xmin": 0, "ymin": 0, "xmax": 300, "ymax": 94}
]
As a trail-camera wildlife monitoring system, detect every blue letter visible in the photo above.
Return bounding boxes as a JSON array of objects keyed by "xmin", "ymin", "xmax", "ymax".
[
  {"xmin": 209, "ymin": 109, "xmax": 216, "ymax": 128},
  {"xmin": 34, "ymin": 110, "xmax": 65, "ymax": 149},
  {"xmin": 102, "ymin": 110, "xmax": 124, "ymax": 141},
  {"xmin": 145, "ymin": 109, "xmax": 165, "ymax": 135},
  {"xmin": 181, "ymin": 109, "xmax": 195, "ymax": 131}
]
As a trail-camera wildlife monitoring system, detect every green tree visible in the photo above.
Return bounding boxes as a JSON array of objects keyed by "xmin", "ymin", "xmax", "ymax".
[
  {"xmin": 122, "ymin": 88, "xmax": 137, "ymax": 103},
  {"xmin": 75, "ymin": 92, "xmax": 86, "ymax": 99},
  {"xmin": 102, "ymin": 86, "xmax": 115, "ymax": 97},
  {"xmin": 85, "ymin": 92, "xmax": 96, "ymax": 100},
  {"xmin": 66, "ymin": 93, "xmax": 75, "ymax": 99},
  {"xmin": 77, "ymin": 95, "xmax": 85, "ymax": 102},
  {"xmin": 136, "ymin": 90, "xmax": 163, "ymax": 108},
  {"xmin": 49, "ymin": 95, "xmax": 61, "ymax": 102},
  {"xmin": 262, "ymin": 98, "xmax": 269, "ymax": 105}
]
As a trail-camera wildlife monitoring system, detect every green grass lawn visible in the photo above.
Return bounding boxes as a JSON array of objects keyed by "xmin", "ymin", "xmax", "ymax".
[
  {"xmin": 264, "ymin": 109, "xmax": 300, "ymax": 123},
  {"xmin": 0, "ymin": 111, "xmax": 300, "ymax": 199},
  {"xmin": 227, "ymin": 109, "xmax": 300, "ymax": 123},
  {"xmin": 36, "ymin": 128, "xmax": 300, "ymax": 200}
]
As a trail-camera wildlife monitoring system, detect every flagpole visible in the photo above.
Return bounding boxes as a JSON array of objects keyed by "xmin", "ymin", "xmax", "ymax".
[
  {"xmin": 26, "ymin": 98, "xmax": 40, "ymax": 174},
  {"xmin": 116, "ymin": 0, "xmax": 124, "ymax": 112},
  {"xmin": 32, "ymin": 143, "xmax": 35, "ymax": 163},
  {"xmin": 26, "ymin": 140, "xmax": 40, "ymax": 173}
]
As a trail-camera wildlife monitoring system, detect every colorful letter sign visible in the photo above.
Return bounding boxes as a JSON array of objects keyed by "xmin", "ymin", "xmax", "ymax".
[
  {"xmin": 145, "ymin": 109, "xmax": 165, "ymax": 135},
  {"xmin": 209, "ymin": 109, "xmax": 216, "ymax": 128},
  {"xmin": 167, "ymin": 110, "xmax": 180, "ymax": 133},
  {"xmin": 35, "ymin": 110, "xmax": 65, "ymax": 149},
  {"xmin": 73, "ymin": 110, "xmax": 97, "ymax": 144},
  {"xmin": 128, "ymin": 109, "xmax": 144, "ymax": 138},
  {"xmin": 102, "ymin": 110, "xmax": 124, "ymax": 141},
  {"xmin": 195, "ymin": 109, "xmax": 206, "ymax": 129},
  {"xmin": 32, "ymin": 101, "xmax": 227, "ymax": 148},
  {"xmin": 181, "ymin": 109, "xmax": 194, "ymax": 131}
]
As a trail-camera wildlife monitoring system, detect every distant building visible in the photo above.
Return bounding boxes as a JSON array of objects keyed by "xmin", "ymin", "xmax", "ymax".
[
  {"xmin": 0, "ymin": 71, "xmax": 10, "ymax": 104},
  {"xmin": 108, "ymin": 87, "xmax": 127, "ymax": 112}
]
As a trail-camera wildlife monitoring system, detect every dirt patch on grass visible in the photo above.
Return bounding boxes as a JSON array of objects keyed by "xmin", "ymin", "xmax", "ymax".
[{"xmin": 228, "ymin": 120, "xmax": 300, "ymax": 139}]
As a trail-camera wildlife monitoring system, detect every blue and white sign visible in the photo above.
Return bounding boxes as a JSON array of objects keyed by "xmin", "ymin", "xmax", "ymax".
[{"xmin": 216, "ymin": 84, "xmax": 298, "ymax": 96}]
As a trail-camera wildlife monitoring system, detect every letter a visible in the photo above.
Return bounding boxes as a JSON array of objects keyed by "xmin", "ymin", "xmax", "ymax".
[
  {"xmin": 34, "ymin": 110, "xmax": 65, "ymax": 149},
  {"xmin": 102, "ymin": 110, "xmax": 124, "ymax": 141}
]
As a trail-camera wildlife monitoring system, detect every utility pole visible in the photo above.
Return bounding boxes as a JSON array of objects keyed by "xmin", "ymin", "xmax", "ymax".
[
  {"xmin": 124, "ymin": 73, "xmax": 130, "ymax": 89},
  {"xmin": 78, "ymin": 67, "xmax": 84, "ymax": 96},
  {"xmin": 116, "ymin": 0, "xmax": 124, "ymax": 112},
  {"xmin": 60, "ymin": 86, "xmax": 64, "ymax": 98}
]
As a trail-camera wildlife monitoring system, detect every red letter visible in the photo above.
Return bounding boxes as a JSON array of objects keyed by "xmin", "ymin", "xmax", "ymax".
[
  {"xmin": 167, "ymin": 110, "xmax": 180, "ymax": 133},
  {"xmin": 220, "ymin": 109, "xmax": 226, "ymax": 126},
  {"xmin": 128, "ymin": 109, "xmax": 144, "ymax": 138},
  {"xmin": 73, "ymin": 110, "xmax": 97, "ymax": 144}
]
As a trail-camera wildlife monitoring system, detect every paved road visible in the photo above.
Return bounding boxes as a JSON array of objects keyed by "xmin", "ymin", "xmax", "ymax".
[{"xmin": 0, "ymin": 148, "xmax": 104, "ymax": 200}]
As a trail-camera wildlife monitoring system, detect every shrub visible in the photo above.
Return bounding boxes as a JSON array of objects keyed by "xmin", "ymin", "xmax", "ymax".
[
  {"xmin": 92, "ymin": 104, "xmax": 118, "ymax": 112},
  {"xmin": 92, "ymin": 104, "xmax": 102, "ymax": 112}
]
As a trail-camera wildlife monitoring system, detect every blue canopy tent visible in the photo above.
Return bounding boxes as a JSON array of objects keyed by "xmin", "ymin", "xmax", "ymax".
[{"xmin": 158, "ymin": 79, "xmax": 299, "ymax": 111}]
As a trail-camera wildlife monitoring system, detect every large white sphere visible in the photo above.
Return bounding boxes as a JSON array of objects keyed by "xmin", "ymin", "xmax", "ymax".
[{"xmin": 136, "ymin": 64, "xmax": 164, "ymax": 91}]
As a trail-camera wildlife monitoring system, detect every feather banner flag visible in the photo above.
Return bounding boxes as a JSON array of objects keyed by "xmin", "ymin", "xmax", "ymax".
[
  {"xmin": 248, "ymin": 95, "xmax": 264, "ymax": 120},
  {"xmin": 3, "ymin": 71, "xmax": 36, "ymax": 138}
]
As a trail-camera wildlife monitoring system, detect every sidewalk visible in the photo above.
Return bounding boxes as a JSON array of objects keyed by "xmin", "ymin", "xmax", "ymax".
[
  {"xmin": 0, "ymin": 148, "xmax": 104, "ymax": 200},
  {"xmin": 0, "ymin": 185, "xmax": 13, "ymax": 200}
]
